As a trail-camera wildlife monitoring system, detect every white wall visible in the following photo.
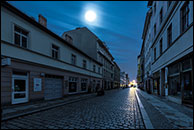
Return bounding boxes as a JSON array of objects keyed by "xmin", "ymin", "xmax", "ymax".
[
  {"xmin": 1, "ymin": 6, "xmax": 102, "ymax": 78},
  {"xmin": 151, "ymin": 1, "xmax": 193, "ymax": 73}
]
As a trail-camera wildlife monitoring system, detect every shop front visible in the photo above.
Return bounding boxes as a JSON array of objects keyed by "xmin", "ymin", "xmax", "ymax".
[
  {"xmin": 168, "ymin": 54, "xmax": 193, "ymax": 105},
  {"xmin": 153, "ymin": 71, "xmax": 160, "ymax": 95}
]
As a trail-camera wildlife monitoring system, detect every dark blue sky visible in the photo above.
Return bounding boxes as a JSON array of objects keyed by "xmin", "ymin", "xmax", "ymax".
[{"xmin": 8, "ymin": 1, "xmax": 148, "ymax": 81}]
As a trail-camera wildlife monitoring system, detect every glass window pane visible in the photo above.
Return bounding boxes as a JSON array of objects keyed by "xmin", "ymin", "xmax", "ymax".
[
  {"xmin": 14, "ymin": 26, "xmax": 21, "ymax": 33},
  {"xmin": 14, "ymin": 79, "xmax": 26, "ymax": 92},
  {"xmin": 69, "ymin": 82, "xmax": 77, "ymax": 92},
  {"xmin": 169, "ymin": 76, "xmax": 181, "ymax": 97},
  {"xmin": 81, "ymin": 83, "xmax": 87, "ymax": 91},
  {"xmin": 169, "ymin": 63, "xmax": 179, "ymax": 74},
  {"xmin": 15, "ymin": 33, "xmax": 20, "ymax": 45},
  {"xmin": 182, "ymin": 59, "xmax": 191, "ymax": 71},
  {"xmin": 22, "ymin": 36, "xmax": 27, "ymax": 48},
  {"xmin": 21, "ymin": 30, "xmax": 28, "ymax": 36}
]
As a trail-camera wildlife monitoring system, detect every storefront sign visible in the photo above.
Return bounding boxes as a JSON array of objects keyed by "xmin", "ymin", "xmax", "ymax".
[{"xmin": 34, "ymin": 78, "xmax": 42, "ymax": 92}]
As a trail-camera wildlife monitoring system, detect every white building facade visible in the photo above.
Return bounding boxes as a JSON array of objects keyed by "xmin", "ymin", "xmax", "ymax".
[
  {"xmin": 1, "ymin": 2, "xmax": 102, "ymax": 105},
  {"xmin": 142, "ymin": 1, "xmax": 193, "ymax": 105},
  {"xmin": 62, "ymin": 27, "xmax": 116, "ymax": 90}
]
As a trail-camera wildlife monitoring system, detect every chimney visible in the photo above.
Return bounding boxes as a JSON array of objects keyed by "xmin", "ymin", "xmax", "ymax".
[{"xmin": 38, "ymin": 14, "xmax": 47, "ymax": 27}]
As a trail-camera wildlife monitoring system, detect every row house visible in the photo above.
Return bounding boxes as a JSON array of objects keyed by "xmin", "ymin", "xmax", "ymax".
[
  {"xmin": 113, "ymin": 61, "xmax": 120, "ymax": 89},
  {"xmin": 137, "ymin": 55, "xmax": 141, "ymax": 85},
  {"xmin": 62, "ymin": 27, "xmax": 117, "ymax": 90},
  {"xmin": 1, "ymin": 2, "xmax": 102, "ymax": 106},
  {"xmin": 120, "ymin": 72, "xmax": 129, "ymax": 87},
  {"xmin": 141, "ymin": 1, "xmax": 193, "ymax": 106}
]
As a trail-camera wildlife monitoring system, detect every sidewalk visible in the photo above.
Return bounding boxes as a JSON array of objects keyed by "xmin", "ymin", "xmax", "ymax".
[
  {"xmin": 136, "ymin": 88, "xmax": 193, "ymax": 129},
  {"xmin": 1, "ymin": 92, "xmax": 97, "ymax": 121}
]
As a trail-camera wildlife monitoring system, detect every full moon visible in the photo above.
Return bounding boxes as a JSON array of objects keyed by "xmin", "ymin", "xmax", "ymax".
[{"xmin": 85, "ymin": 10, "xmax": 96, "ymax": 22}]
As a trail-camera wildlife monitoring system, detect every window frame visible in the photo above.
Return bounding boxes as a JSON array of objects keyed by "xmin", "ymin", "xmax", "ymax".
[
  {"xmin": 51, "ymin": 44, "xmax": 59, "ymax": 59},
  {"xmin": 160, "ymin": 8, "xmax": 163, "ymax": 24},
  {"xmin": 14, "ymin": 25, "xmax": 29, "ymax": 48},
  {"xmin": 159, "ymin": 38, "xmax": 163, "ymax": 55},
  {"xmin": 154, "ymin": 3, "xmax": 156, "ymax": 15},
  {"xmin": 154, "ymin": 24, "xmax": 157, "ymax": 37},
  {"xmin": 93, "ymin": 64, "xmax": 96, "ymax": 72},
  {"xmin": 82, "ymin": 59, "xmax": 87, "ymax": 69},
  {"xmin": 154, "ymin": 47, "xmax": 156, "ymax": 61},
  {"xmin": 167, "ymin": 23, "xmax": 172, "ymax": 48},
  {"xmin": 71, "ymin": 54, "xmax": 76, "ymax": 65},
  {"xmin": 180, "ymin": 2, "xmax": 190, "ymax": 33}
]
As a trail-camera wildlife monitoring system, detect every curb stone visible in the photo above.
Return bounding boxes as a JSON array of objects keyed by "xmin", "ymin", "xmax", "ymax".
[{"xmin": 135, "ymin": 90, "xmax": 154, "ymax": 129}]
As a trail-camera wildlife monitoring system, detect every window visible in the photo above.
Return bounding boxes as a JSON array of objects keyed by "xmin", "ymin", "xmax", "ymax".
[
  {"xmin": 93, "ymin": 65, "xmax": 96, "ymax": 72},
  {"xmin": 14, "ymin": 25, "xmax": 28, "ymax": 48},
  {"xmin": 69, "ymin": 77, "xmax": 78, "ymax": 93},
  {"xmin": 52, "ymin": 44, "xmax": 59, "ymax": 59},
  {"xmin": 160, "ymin": 38, "xmax": 163, "ymax": 55},
  {"xmin": 160, "ymin": 8, "xmax": 163, "ymax": 24},
  {"xmin": 154, "ymin": 24, "xmax": 156, "ymax": 36},
  {"xmin": 167, "ymin": 24, "xmax": 172, "ymax": 47},
  {"xmin": 98, "ymin": 67, "xmax": 101, "ymax": 74},
  {"xmin": 83, "ymin": 60, "xmax": 87, "ymax": 69},
  {"xmin": 71, "ymin": 54, "xmax": 76, "ymax": 65},
  {"xmin": 154, "ymin": 47, "xmax": 156, "ymax": 61},
  {"xmin": 111, "ymin": 65, "xmax": 113, "ymax": 70},
  {"xmin": 81, "ymin": 79, "xmax": 87, "ymax": 91},
  {"xmin": 154, "ymin": 3, "xmax": 156, "ymax": 15},
  {"xmin": 181, "ymin": 2, "xmax": 190, "ymax": 33},
  {"xmin": 168, "ymin": 1, "xmax": 172, "ymax": 9}
]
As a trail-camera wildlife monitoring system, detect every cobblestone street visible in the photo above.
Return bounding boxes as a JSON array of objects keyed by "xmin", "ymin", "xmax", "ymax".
[{"xmin": 1, "ymin": 88, "xmax": 145, "ymax": 129}]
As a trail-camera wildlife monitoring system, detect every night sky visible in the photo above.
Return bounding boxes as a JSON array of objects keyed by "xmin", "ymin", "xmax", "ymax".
[{"xmin": 8, "ymin": 1, "xmax": 148, "ymax": 81}]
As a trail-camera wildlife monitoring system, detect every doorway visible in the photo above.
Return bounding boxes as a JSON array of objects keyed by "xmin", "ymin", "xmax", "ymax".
[{"xmin": 12, "ymin": 75, "xmax": 28, "ymax": 104}]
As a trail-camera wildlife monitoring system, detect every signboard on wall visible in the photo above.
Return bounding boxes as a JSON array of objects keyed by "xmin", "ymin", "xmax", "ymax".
[
  {"xmin": 1, "ymin": 58, "xmax": 11, "ymax": 66},
  {"xmin": 34, "ymin": 78, "xmax": 42, "ymax": 92}
]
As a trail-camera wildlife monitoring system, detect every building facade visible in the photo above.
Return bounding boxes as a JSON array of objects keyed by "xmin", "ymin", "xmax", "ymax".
[
  {"xmin": 120, "ymin": 72, "xmax": 129, "ymax": 88},
  {"xmin": 62, "ymin": 27, "xmax": 116, "ymax": 90},
  {"xmin": 137, "ymin": 55, "xmax": 141, "ymax": 85},
  {"xmin": 113, "ymin": 61, "xmax": 120, "ymax": 89},
  {"xmin": 141, "ymin": 1, "xmax": 193, "ymax": 105},
  {"xmin": 1, "ymin": 2, "xmax": 103, "ymax": 106}
]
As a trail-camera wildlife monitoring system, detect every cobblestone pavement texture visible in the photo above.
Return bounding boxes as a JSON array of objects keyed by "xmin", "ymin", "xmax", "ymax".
[
  {"xmin": 137, "ymin": 89, "xmax": 193, "ymax": 129},
  {"xmin": 1, "ymin": 88, "xmax": 145, "ymax": 129}
]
